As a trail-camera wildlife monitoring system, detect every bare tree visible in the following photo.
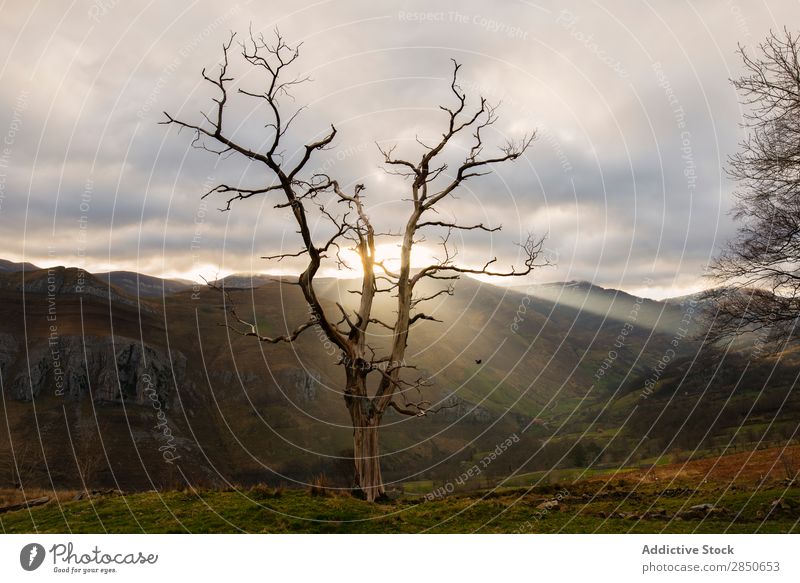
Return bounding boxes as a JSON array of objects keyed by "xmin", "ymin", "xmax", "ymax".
[
  {"xmin": 706, "ymin": 29, "xmax": 800, "ymax": 347},
  {"xmin": 163, "ymin": 30, "xmax": 546, "ymax": 501}
]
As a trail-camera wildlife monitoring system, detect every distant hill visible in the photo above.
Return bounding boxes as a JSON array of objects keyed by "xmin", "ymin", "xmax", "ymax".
[
  {"xmin": 95, "ymin": 271, "xmax": 195, "ymax": 297},
  {"xmin": 211, "ymin": 273, "xmax": 293, "ymax": 289},
  {"xmin": 0, "ymin": 258, "xmax": 40, "ymax": 273},
  {"xmin": 0, "ymin": 260, "xmax": 196, "ymax": 297},
  {"xmin": 513, "ymin": 280, "xmax": 685, "ymax": 333}
]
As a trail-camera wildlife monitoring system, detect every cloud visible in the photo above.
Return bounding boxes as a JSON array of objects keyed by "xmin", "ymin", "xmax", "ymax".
[{"xmin": 0, "ymin": 0, "xmax": 794, "ymax": 298}]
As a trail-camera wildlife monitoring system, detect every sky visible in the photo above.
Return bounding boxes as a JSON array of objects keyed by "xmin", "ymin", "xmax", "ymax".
[{"xmin": 0, "ymin": 0, "xmax": 797, "ymax": 299}]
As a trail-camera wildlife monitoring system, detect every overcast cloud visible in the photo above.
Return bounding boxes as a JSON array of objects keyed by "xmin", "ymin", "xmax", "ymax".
[{"xmin": 0, "ymin": 0, "xmax": 796, "ymax": 298}]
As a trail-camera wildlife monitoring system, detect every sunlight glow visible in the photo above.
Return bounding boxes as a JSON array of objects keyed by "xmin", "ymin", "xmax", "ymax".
[{"xmin": 335, "ymin": 243, "xmax": 440, "ymax": 275}]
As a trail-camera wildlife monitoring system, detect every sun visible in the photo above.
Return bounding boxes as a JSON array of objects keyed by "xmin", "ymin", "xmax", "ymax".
[{"xmin": 334, "ymin": 242, "xmax": 439, "ymax": 275}]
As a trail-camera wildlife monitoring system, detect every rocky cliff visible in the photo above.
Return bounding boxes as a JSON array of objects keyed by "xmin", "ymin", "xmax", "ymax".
[{"xmin": 2, "ymin": 334, "xmax": 184, "ymax": 405}]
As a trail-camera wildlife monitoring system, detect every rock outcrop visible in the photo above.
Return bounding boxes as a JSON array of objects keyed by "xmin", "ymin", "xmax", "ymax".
[{"xmin": 3, "ymin": 335, "xmax": 184, "ymax": 405}]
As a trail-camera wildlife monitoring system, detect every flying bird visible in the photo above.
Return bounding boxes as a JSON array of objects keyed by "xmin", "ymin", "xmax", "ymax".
[{"xmin": 475, "ymin": 359, "xmax": 482, "ymax": 364}]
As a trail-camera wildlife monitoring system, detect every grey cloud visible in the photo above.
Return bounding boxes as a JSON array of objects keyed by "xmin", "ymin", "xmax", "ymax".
[{"xmin": 0, "ymin": 0, "xmax": 794, "ymax": 298}]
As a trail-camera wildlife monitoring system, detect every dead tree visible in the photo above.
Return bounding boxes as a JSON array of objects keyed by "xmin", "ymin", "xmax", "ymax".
[
  {"xmin": 163, "ymin": 30, "xmax": 545, "ymax": 501},
  {"xmin": 705, "ymin": 29, "xmax": 800, "ymax": 347}
]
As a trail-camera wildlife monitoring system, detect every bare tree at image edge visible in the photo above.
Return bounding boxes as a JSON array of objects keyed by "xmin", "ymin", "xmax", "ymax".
[
  {"xmin": 162, "ymin": 30, "xmax": 547, "ymax": 501},
  {"xmin": 705, "ymin": 29, "xmax": 800, "ymax": 348}
]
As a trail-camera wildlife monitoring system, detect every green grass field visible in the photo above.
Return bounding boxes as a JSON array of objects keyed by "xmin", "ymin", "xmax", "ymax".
[{"xmin": 2, "ymin": 480, "xmax": 797, "ymax": 534}]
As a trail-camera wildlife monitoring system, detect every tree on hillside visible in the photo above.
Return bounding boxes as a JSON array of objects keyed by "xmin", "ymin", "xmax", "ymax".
[
  {"xmin": 163, "ymin": 30, "xmax": 545, "ymax": 501},
  {"xmin": 706, "ymin": 29, "xmax": 800, "ymax": 347}
]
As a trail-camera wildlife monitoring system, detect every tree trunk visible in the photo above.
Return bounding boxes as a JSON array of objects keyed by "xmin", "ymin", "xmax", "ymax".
[
  {"xmin": 345, "ymin": 375, "xmax": 385, "ymax": 502},
  {"xmin": 352, "ymin": 416, "xmax": 384, "ymax": 502}
]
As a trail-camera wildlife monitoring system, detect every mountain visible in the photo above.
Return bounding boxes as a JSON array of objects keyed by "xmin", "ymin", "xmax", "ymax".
[
  {"xmin": 0, "ymin": 260, "xmax": 196, "ymax": 297},
  {"xmin": 513, "ymin": 280, "xmax": 686, "ymax": 333},
  {"xmin": 0, "ymin": 259, "xmax": 40, "ymax": 273},
  {"xmin": 95, "ymin": 271, "xmax": 196, "ymax": 297},
  {"xmin": 211, "ymin": 273, "xmax": 289, "ymax": 289},
  {"xmin": 0, "ymin": 261, "xmax": 795, "ymax": 493}
]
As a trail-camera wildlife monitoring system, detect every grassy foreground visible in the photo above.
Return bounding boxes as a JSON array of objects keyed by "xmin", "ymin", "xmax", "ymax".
[
  {"xmin": 2, "ymin": 447, "xmax": 799, "ymax": 534},
  {"xmin": 2, "ymin": 485, "xmax": 798, "ymax": 534}
]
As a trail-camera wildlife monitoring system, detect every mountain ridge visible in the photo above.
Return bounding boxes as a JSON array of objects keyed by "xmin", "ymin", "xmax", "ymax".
[{"xmin": 0, "ymin": 258, "xmax": 699, "ymax": 304}]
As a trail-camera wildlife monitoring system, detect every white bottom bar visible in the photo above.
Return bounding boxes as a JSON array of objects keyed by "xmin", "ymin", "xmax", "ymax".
[{"xmin": 1, "ymin": 534, "xmax": 798, "ymax": 582}]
